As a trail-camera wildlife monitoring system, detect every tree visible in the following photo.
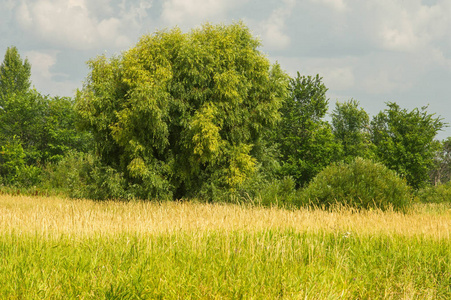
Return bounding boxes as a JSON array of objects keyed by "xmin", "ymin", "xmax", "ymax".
[
  {"xmin": 429, "ymin": 137, "xmax": 451, "ymax": 185},
  {"xmin": 370, "ymin": 102, "xmax": 444, "ymax": 189},
  {"xmin": 0, "ymin": 46, "xmax": 31, "ymax": 104},
  {"xmin": 0, "ymin": 46, "xmax": 44, "ymax": 164},
  {"xmin": 277, "ymin": 72, "xmax": 342, "ymax": 187},
  {"xmin": 0, "ymin": 47, "xmax": 91, "ymax": 167},
  {"xmin": 76, "ymin": 23, "xmax": 287, "ymax": 200},
  {"xmin": 332, "ymin": 99, "xmax": 373, "ymax": 162},
  {"xmin": 0, "ymin": 90, "xmax": 47, "ymax": 163},
  {"xmin": 41, "ymin": 96, "xmax": 92, "ymax": 163}
]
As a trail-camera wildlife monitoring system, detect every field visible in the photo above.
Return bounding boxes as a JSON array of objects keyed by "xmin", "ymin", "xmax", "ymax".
[{"xmin": 1, "ymin": 195, "xmax": 450, "ymax": 299}]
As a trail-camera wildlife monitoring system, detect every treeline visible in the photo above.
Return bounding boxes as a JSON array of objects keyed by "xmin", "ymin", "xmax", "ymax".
[{"xmin": 1, "ymin": 23, "xmax": 450, "ymax": 207}]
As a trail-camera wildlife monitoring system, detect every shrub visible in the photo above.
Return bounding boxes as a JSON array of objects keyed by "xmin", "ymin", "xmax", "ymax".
[
  {"xmin": 255, "ymin": 176, "xmax": 299, "ymax": 207},
  {"xmin": 14, "ymin": 164, "xmax": 41, "ymax": 187},
  {"xmin": 46, "ymin": 151, "xmax": 128, "ymax": 200},
  {"xmin": 46, "ymin": 151, "xmax": 173, "ymax": 201},
  {"xmin": 228, "ymin": 170, "xmax": 299, "ymax": 207},
  {"xmin": 299, "ymin": 157, "xmax": 412, "ymax": 211},
  {"xmin": 417, "ymin": 182, "xmax": 451, "ymax": 203},
  {"xmin": 0, "ymin": 138, "xmax": 42, "ymax": 187}
]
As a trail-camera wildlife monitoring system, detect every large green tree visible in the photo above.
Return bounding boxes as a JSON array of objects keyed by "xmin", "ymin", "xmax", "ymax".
[
  {"xmin": 370, "ymin": 102, "xmax": 444, "ymax": 189},
  {"xmin": 332, "ymin": 99, "xmax": 373, "ymax": 162},
  {"xmin": 277, "ymin": 72, "xmax": 342, "ymax": 187},
  {"xmin": 76, "ymin": 23, "xmax": 287, "ymax": 199}
]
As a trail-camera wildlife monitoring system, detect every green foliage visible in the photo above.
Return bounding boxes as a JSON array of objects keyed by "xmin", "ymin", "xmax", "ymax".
[
  {"xmin": 0, "ymin": 137, "xmax": 25, "ymax": 180},
  {"xmin": 0, "ymin": 90, "xmax": 47, "ymax": 163},
  {"xmin": 0, "ymin": 90, "xmax": 92, "ymax": 178},
  {"xmin": 45, "ymin": 150, "xmax": 92, "ymax": 197},
  {"xmin": 332, "ymin": 99, "xmax": 374, "ymax": 162},
  {"xmin": 300, "ymin": 158, "xmax": 412, "ymax": 211},
  {"xmin": 417, "ymin": 182, "xmax": 451, "ymax": 203},
  {"xmin": 430, "ymin": 137, "xmax": 451, "ymax": 185},
  {"xmin": 0, "ymin": 137, "xmax": 41, "ymax": 187},
  {"xmin": 222, "ymin": 163, "xmax": 299, "ymax": 206},
  {"xmin": 0, "ymin": 46, "xmax": 31, "ymax": 104},
  {"xmin": 47, "ymin": 151, "xmax": 129, "ymax": 200},
  {"xmin": 277, "ymin": 72, "xmax": 342, "ymax": 187},
  {"xmin": 42, "ymin": 96, "xmax": 93, "ymax": 163},
  {"xmin": 370, "ymin": 102, "xmax": 444, "ymax": 189},
  {"xmin": 253, "ymin": 176, "xmax": 299, "ymax": 207},
  {"xmin": 0, "ymin": 47, "xmax": 92, "ymax": 185},
  {"xmin": 0, "ymin": 49, "xmax": 44, "ymax": 187},
  {"xmin": 76, "ymin": 22, "xmax": 286, "ymax": 200}
]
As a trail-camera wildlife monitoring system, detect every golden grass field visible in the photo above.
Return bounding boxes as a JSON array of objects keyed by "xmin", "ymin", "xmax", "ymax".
[{"xmin": 1, "ymin": 194, "xmax": 450, "ymax": 239}]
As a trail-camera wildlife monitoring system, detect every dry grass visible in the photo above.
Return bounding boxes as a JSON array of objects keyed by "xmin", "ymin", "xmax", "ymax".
[{"xmin": 1, "ymin": 194, "xmax": 450, "ymax": 239}]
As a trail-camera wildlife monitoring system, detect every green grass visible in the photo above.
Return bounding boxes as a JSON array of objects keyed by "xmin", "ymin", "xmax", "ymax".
[
  {"xmin": 1, "ymin": 231, "xmax": 450, "ymax": 299},
  {"xmin": 1, "ymin": 195, "xmax": 450, "ymax": 299}
]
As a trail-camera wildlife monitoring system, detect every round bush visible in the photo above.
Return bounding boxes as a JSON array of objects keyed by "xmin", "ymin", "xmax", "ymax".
[{"xmin": 299, "ymin": 157, "xmax": 412, "ymax": 211}]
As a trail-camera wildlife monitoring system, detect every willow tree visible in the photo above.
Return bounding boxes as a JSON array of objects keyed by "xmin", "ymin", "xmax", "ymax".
[{"xmin": 76, "ymin": 23, "xmax": 287, "ymax": 199}]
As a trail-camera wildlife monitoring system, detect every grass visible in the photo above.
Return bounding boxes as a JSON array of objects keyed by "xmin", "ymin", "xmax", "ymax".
[{"xmin": 1, "ymin": 195, "xmax": 451, "ymax": 299}]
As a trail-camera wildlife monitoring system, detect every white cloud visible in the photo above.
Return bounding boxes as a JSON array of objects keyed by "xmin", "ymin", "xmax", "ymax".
[
  {"xmin": 311, "ymin": 0, "xmax": 347, "ymax": 12},
  {"xmin": 25, "ymin": 50, "xmax": 76, "ymax": 96},
  {"xmin": 26, "ymin": 51, "xmax": 58, "ymax": 81},
  {"xmin": 321, "ymin": 67, "xmax": 355, "ymax": 91},
  {"xmin": 270, "ymin": 56, "xmax": 356, "ymax": 92},
  {"xmin": 118, "ymin": 0, "xmax": 153, "ymax": 30},
  {"xmin": 161, "ymin": 0, "xmax": 238, "ymax": 26},
  {"xmin": 68, "ymin": 0, "xmax": 85, "ymax": 9},
  {"xmin": 362, "ymin": 69, "xmax": 412, "ymax": 95},
  {"xmin": 361, "ymin": 0, "xmax": 451, "ymax": 53},
  {"xmin": 15, "ymin": 0, "xmax": 133, "ymax": 50},
  {"xmin": 131, "ymin": 1, "xmax": 153, "ymax": 20},
  {"xmin": 259, "ymin": 0, "xmax": 295, "ymax": 51},
  {"xmin": 4, "ymin": 0, "xmax": 16, "ymax": 10}
]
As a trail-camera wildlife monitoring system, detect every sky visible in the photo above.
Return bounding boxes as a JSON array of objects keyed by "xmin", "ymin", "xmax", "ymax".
[{"xmin": 1, "ymin": 0, "xmax": 450, "ymax": 139}]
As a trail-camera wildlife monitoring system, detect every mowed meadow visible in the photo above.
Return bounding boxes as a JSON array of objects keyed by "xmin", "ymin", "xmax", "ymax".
[{"xmin": 1, "ymin": 195, "xmax": 451, "ymax": 299}]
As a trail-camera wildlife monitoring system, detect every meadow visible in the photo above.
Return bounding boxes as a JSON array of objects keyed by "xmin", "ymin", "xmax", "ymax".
[{"xmin": 1, "ymin": 194, "xmax": 450, "ymax": 299}]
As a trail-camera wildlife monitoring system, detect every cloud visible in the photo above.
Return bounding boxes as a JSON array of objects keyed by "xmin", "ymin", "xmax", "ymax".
[
  {"xmin": 259, "ymin": 0, "xmax": 295, "ymax": 51},
  {"xmin": 361, "ymin": 69, "xmax": 412, "ymax": 95},
  {"xmin": 270, "ymin": 56, "xmax": 356, "ymax": 93},
  {"xmin": 25, "ymin": 51, "xmax": 58, "ymax": 81},
  {"xmin": 25, "ymin": 50, "xmax": 76, "ymax": 96},
  {"xmin": 15, "ymin": 0, "xmax": 134, "ymax": 50},
  {"xmin": 272, "ymin": 0, "xmax": 451, "ymax": 99},
  {"xmin": 311, "ymin": 0, "xmax": 347, "ymax": 12},
  {"xmin": 321, "ymin": 66, "xmax": 355, "ymax": 91},
  {"xmin": 354, "ymin": 0, "xmax": 451, "ymax": 54},
  {"xmin": 2, "ymin": 0, "xmax": 16, "ymax": 10},
  {"xmin": 161, "ymin": 0, "xmax": 240, "ymax": 26}
]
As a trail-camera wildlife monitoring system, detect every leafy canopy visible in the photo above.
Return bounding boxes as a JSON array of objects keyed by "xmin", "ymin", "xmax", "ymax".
[
  {"xmin": 76, "ymin": 22, "xmax": 287, "ymax": 199},
  {"xmin": 332, "ymin": 99, "xmax": 373, "ymax": 162},
  {"xmin": 0, "ymin": 47, "xmax": 91, "ymax": 182},
  {"xmin": 0, "ymin": 46, "xmax": 31, "ymax": 104},
  {"xmin": 370, "ymin": 102, "xmax": 445, "ymax": 189},
  {"xmin": 277, "ymin": 72, "xmax": 341, "ymax": 187}
]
